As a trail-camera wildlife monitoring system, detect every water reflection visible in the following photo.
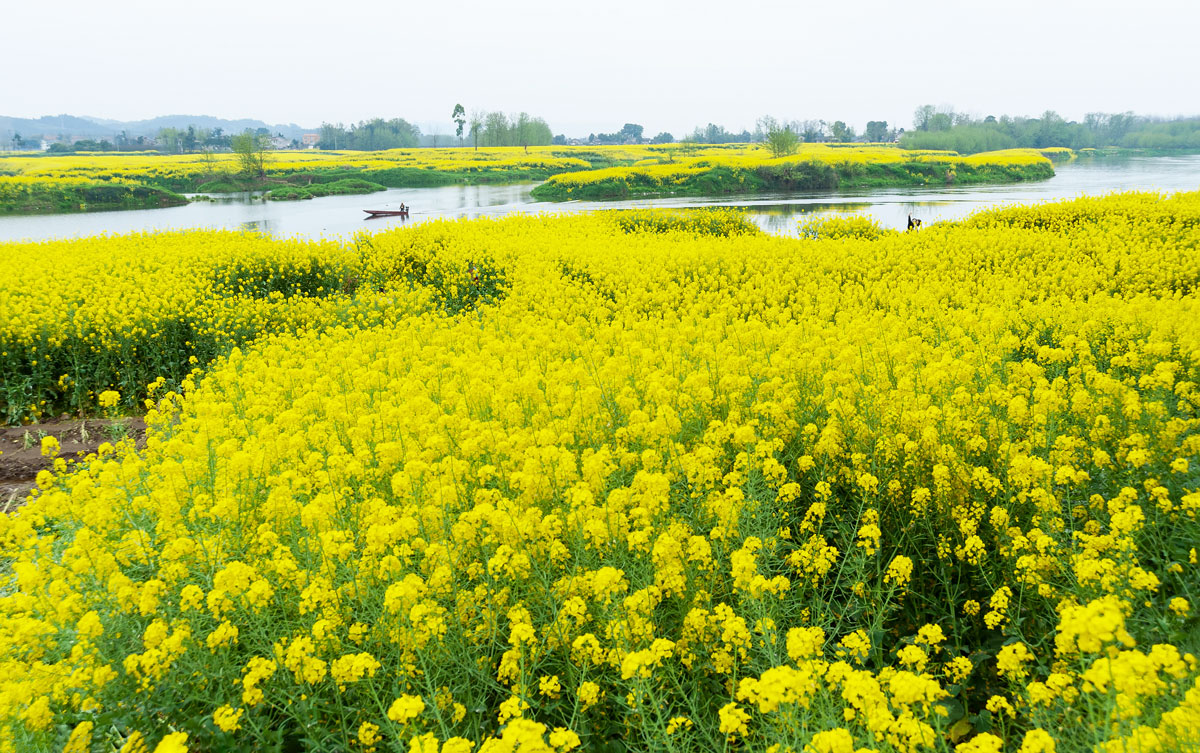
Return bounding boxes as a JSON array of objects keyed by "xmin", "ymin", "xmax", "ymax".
[
  {"xmin": 238, "ymin": 220, "xmax": 273, "ymax": 234},
  {"xmin": 1, "ymin": 154, "xmax": 1197, "ymax": 243},
  {"xmin": 734, "ymin": 198, "xmax": 994, "ymax": 237}
]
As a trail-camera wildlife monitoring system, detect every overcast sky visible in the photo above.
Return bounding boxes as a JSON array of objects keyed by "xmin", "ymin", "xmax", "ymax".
[{"xmin": 4, "ymin": 0, "xmax": 1198, "ymax": 137}]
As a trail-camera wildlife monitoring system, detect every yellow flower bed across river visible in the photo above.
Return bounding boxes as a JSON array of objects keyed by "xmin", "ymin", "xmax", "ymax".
[
  {"xmin": 531, "ymin": 147, "xmax": 1057, "ymax": 200},
  {"xmin": 0, "ymin": 143, "xmax": 1059, "ymax": 205}
]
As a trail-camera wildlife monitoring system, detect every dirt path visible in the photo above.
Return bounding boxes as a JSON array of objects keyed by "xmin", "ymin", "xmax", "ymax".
[{"xmin": 1, "ymin": 417, "xmax": 146, "ymax": 511}]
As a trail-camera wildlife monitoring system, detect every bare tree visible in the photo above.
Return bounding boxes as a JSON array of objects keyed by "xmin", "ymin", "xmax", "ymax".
[{"xmin": 469, "ymin": 110, "xmax": 485, "ymax": 150}]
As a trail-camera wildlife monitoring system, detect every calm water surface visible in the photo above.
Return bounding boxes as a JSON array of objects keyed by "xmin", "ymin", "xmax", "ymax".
[{"xmin": 1, "ymin": 154, "xmax": 1197, "ymax": 242}]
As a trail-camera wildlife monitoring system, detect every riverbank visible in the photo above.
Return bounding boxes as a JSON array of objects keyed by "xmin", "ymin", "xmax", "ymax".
[
  {"xmin": 530, "ymin": 148, "xmax": 1056, "ymax": 201},
  {"xmin": 0, "ymin": 177, "xmax": 188, "ymax": 214},
  {"xmin": 4, "ymin": 145, "xmax": 1189, "ymax": 218},
  {"xmin": 192, "ymin": 164, "xmax": 582, "ymax": 198}
]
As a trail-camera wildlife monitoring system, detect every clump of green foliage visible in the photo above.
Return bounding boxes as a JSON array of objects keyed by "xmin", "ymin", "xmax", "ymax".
[
  {"xmin": 266, "ymin": 178, "xmax": 387, "ymax": 201},
  {"xmin": 0, "ymin": 180, "xmax": 187, "ymax": 215}
]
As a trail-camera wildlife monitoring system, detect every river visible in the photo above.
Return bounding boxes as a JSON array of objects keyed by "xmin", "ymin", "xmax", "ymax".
[{"xmin": 1, "ymin": 153, "xmax": 1197, "ymax": 243}]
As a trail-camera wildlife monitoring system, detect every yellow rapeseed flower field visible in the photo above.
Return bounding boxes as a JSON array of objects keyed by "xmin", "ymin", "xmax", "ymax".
[
  {"xmin": 0, "ymin": 143, "xmax": 1042, "ymax": 195},
  {"xmin": 0, "ymin": 147, "xmax": 592, "ymax": 184},
  {"xmin": 1, "ymin": 192, "xmax": 1199, "ymax": 753},
  {"xmin": 531, "ymin": 147, "xmax": 1056, "ymax": 200},
  {"xmin": 0, "ymin": 228, "xmax": 505, "ymax": 421},
  {"xmin": 0, "ymin": 144, "xmax": 723, "ymax": 192}
]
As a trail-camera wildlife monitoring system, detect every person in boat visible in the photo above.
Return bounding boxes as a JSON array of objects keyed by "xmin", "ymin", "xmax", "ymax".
[{"xmin": 399, "ymin": 203, "xmax": 406, "ymax": 213}]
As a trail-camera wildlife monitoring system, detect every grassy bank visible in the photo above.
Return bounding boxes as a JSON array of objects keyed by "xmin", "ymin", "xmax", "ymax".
[
  {"xmin": 0, "ymin": 177, "xmax": 188, "ymax": 215},
  {"xmin": 192, "ymin": 164, "xmax": 594, "ymax": 195},
  {"xmin": 265, "ymin": 177, "xmax": 387, "ymax": 201},
  {"xmin": 530, "ymin": 148, "xmax": 1056, "ymax": 201}
]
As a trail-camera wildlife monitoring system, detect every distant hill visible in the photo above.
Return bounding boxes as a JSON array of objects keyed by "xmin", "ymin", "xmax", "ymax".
[
  {"xmin": 0, "ymin": 115, "xmax": 114, "ymax": 140},
  {"xmin": 0, "ymin": 114, "xmax": 315, "ymax": 142}
]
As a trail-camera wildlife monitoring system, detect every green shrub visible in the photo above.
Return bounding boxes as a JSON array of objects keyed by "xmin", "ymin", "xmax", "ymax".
[{"xmin": 265, "ymin": 185, "xmax": 313, "ymax": 201}]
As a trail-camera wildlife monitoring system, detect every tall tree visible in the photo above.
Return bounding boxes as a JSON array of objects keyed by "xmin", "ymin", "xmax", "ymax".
[
  {"xmin": 619, "ymin": 123, "xmax": 644, "ymax": 143},
  {"xmin": 830, "ymin": 121, "xmax": 856, "ymax": 142},
  {"xmin": 758, "ymin": 116, "xmax": 799, "ymax": 157},
  {"xmin": 515, "ymin": 112, "xmax": 533, "ymax": 152},
  {"xmin": 158, "ymin": 127, "xmax": 182, "ymax": 153},
  {"xmin": 206, "ymin": 127, "xmax": 226, "ymax": 148},
  {"xmin": 913, "ymin": 105, "xmax": 937, "ymax": 131},
  {"xmin": 452, "ymin": 104, "xmax": 466, "ymax": 146},
  {"xmin": 232, "ymin": 130, "xmax": 269, "ymax": 178},
  {"xmin": 318, "ymin": 123, "xmax": 347, "ymax": 150},
  {"xmin": 799, "ymin": 120, "xmax": 827, "ymax": 143},
  {"xmin": 482, "ymin": 111, "xmax": 511, "ymax": 147},
  {"xmin": 864, "ymin": 121, "xmax": 890, "ymax": 142},
  {"xmin": 200, "ymin": 146, "xmax": 218, "ymax": 176},
  {"xmin": 927, "ymin": 112, "xmax": 953, "ymax": 132},
  {"xmin": 469, "ymin": 110, "xmax": 485, "ymax": 150}
]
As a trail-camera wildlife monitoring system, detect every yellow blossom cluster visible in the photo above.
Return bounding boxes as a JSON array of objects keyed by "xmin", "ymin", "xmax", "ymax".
[{"xmin": 0, "ymin": 225, "xmax": 506, "ymax": 419}]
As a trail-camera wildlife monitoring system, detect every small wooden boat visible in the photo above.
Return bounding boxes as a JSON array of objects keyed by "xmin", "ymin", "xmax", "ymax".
[{"xmin": 363, "ymin": 208, "xmax": 409, "ymax": 218}]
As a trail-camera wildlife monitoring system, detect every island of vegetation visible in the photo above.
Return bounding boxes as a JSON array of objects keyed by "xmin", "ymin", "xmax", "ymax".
[
  {"xmin": 528, "ymin": 147, "xmax": 1057, "ymax": 202},
  {"xmin": 262, "ymin": 178, "xmax": 388, "ymax": 201},
  {"xmin": 0, "ymin": 177, "xmax": 187, "ymax": 215}
]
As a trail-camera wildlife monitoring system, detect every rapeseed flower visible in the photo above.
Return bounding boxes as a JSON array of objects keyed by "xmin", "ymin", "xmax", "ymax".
[{"xmin": 2, "ymin": 191, "xmax": 1199, "ymax": 752}]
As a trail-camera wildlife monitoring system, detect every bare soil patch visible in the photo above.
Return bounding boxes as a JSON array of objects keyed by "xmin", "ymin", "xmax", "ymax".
[{"xmin": 1, "ymin": 416, "xmax": 146, "ymax": 511}]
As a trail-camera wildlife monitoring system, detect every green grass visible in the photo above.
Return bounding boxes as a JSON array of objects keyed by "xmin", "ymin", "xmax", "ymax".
[
  {"xmin": 0, "ymin": 181, "xmax": 188, "ymax": 215},
  {"xmin": 265, "ymin": 178, "xmax": 387, "ymax": 201},
  {"xmin": 194, "ymin": 179, "xmax": 253, "ymax": 193}
]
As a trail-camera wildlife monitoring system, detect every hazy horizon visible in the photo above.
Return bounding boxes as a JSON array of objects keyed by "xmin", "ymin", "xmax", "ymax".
[{"xmin": 5, "ymin": 0, "xmax": 1199, "ymax": 138}]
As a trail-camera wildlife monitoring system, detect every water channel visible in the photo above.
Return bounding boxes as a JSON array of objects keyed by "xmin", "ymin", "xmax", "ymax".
[{"xmin": 1, "ymin": 153, "xmax": 1197, "ymax": 243}]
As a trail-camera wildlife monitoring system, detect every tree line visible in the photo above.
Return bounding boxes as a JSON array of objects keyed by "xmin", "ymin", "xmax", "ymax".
[
  {"xmin": 902, "ymin": 106, "xmax": 1200, "ymax": 152},
  {"xmin": 10, "ymin": 126, "xmax": 244, "ymax": 154},
  {"xmin": 15, "ymin": 107, "xmax": 1200, "ymax": 157},
  {"xmin": 466, "ymin": 112, "xmax": 553, "ymax": 150},
  {"xmin": 317, "ymin": 119, "xmax": 420, "ymax": 150},
  {"xmin": 315, "ymin": 112, "xmax": 555, "ymax": 152},
  {"xmin": 573, "ymin": 118, "xmax": 900, "ymax": 149}
]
